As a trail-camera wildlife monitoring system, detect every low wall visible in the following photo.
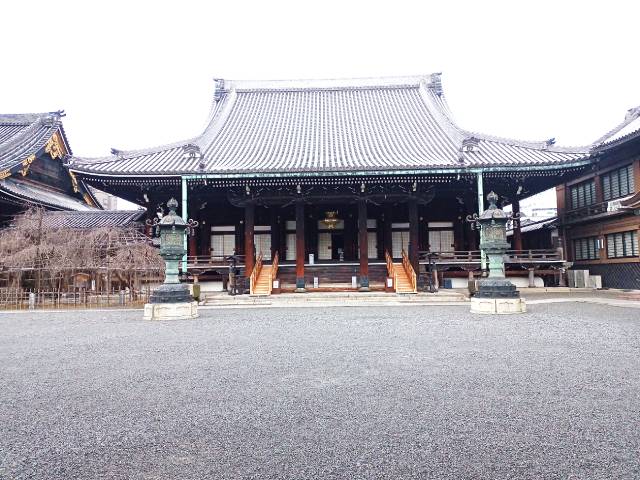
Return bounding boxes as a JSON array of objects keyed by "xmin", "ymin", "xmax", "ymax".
[{"xmin": 573, "ymin": 263, "xmax": 640, "ymax": 290}]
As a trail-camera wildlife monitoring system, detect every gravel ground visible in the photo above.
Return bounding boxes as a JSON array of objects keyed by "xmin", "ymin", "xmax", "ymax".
[{"xmin": 1, "ymin": 304, "xmax": 639, "ymax": 479}]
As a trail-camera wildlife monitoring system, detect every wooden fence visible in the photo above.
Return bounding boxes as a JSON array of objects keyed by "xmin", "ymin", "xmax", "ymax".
[{"xmin": 0, "ymin": 286, "xmax": 153, "ymax": 311}]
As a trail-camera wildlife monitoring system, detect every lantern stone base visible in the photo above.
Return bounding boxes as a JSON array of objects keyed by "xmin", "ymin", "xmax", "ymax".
[
  {"xmin": 144, "ymin": 301, "xmax": 199, "ymax": 320},
  {"xmin": 470, "ymin": 296, "xmax": 526, "ymax": 315},
  {"xmin": 149, "ymin": 283, "xmax": 193, "ymax": 303}
]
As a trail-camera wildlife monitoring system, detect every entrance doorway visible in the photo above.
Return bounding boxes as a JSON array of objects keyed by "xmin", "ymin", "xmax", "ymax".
[
  {"xmin": 331, "ymin": 232, "xmax": 344, "ymax": 260},
  {"xmin": 318, "ymin": 231, "xmax": 345, "ymax": 261}
]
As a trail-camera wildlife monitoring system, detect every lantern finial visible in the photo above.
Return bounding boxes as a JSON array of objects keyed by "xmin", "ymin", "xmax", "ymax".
[
  {"xmin": 167, "ymin": 198, "xmax": 179, "ymax": 212},
  {"xmin": 487, "ymin": 191, "xmax": 499, "ymax": 209}
]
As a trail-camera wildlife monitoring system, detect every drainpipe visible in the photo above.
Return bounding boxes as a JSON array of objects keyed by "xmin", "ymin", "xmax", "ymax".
[{"xmin": 181, "ymin": 176, "xmax": 188, "ymax": 273}]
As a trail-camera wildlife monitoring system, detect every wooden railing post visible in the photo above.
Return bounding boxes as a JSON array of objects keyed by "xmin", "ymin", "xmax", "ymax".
[
  {"xmin": 385, "ymin": 250, "xmax": 395, "ymax": 291},
  {"xmin": 269, "ymin": 251, "xmax": 279, "ymax": 295},
  {"xmin": 249, "ymin": 252, "xmax": 263, "ymax": 295}
]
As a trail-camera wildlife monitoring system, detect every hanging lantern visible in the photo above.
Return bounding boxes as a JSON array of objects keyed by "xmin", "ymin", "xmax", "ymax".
[{"xmin": 321, "ymin": 211, "xmax": 340, "ymax": 230}]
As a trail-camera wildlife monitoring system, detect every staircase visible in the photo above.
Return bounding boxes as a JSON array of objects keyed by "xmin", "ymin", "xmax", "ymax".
[
  {"xmin": 250, "ymin": 252, "xmax": 278, "ymax": 296},
  {"xmin": 277, "ymin": 263, "xmax": 387, "ymax": 289},
  {"xmin": 386, "ymin": 250, "xmax": 417, "ymax": 294}
]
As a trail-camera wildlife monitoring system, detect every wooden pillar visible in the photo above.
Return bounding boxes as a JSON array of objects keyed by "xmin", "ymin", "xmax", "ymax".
[
  {"xmin": 358, "ymin": 200, "xmax": 369, "ymax": 290},
  {"xmin": 295, "ymin": 201, "xmax": 305, "ymax": 291},
  {"xmin": 383, "ymin": 204, "xmax": 393, "ymax": 256},
  {"xmin": 244, "ymin": 203, "xmax": 255, "ymax": 278},
  {"xmin": 188, "ymin": 233, "xmax": 197, "ymax": 260},
  {"xmin": 408, "ymin": 198, "xmax": 419, "ymax": 273},
  {"xmin": 270, "ymin": 208, "xmax": 279, "ymax": 259},
  {"xmin": 200, "ymin": 219, "xmax": 210, "ymax": 257},
  {"xmin": 593, "ymin": 173, "xmax": 603, "ymax": 203},
  {"xmin": 512, "ymin": 196, "xmax": 523, "ymax": 251}
]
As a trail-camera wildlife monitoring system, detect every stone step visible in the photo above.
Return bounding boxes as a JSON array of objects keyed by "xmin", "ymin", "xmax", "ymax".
[{"xmin": 203, "ymin": 291, "xmax": 468, "ymax": 306}]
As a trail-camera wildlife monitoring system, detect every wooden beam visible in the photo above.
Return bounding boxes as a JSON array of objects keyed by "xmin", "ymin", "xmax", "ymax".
[
  {"xmin": 295, "ymin": 201, "xmax": 305, "ymax": 291},
  {"xmin": 358, "ymin": 200, "xmax": 369, "ymax": 290},
  {"xmin": 383, "ymin": 204, "xmax": 393, "ymax": 255},
  {"xmin": 408, "ymin": 198, "xmax": 419, "ymax": 273},
  {"xmin": 244, "ymin": 203, "xmax": 255, "ymax": 278},
  {"xmin": 270, "ymin": 208, "xmax": 280, "ymax": 259}
]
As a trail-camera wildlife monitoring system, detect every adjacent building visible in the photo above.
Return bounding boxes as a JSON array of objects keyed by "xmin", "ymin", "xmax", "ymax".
[
  {"xmin": 0, "ymin": 111, "xmax": 97, "ymax": 222},
  {"xmin": 556, "ymin": 108, "xmax": 640, "ymax": 289}
]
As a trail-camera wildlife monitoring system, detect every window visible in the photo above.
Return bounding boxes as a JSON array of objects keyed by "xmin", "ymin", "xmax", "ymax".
[
  {"xmin": 602, "ymin": 165, "xmax": 635, "ymax": 201},
  {"xmin": 285, "ymin": 233, "xmax": 296, "ymax": 260},
  {"xmin": 428, "ymin": 222, "xmax": 455, "ymax": 253},
  {"xmin": 573, "ymin": 236, "xmax": 600, "ymax": 261},
  {"xmin": 570, "ymin": 180, "xmax": 596, "ymax": 209},
  {"xmin": 428, "ymin": 230, "xmax": 454, "ymax": 253},
  {"xmin": 254, "ymin": 234, "xmax": 271, "ymax": 261},
  {"xmin": 606, "ymin": 231, "xmax": 639, "ymax": 258},
  {"xmin": 391, "ymin": 231, "xmax": 409, "ymax": 258},
  {"xmin": 211, "ymin": 234, "xmax": 235, "ymax": 258}
]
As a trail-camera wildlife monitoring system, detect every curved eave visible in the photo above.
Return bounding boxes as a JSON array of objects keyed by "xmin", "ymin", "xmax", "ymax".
[
  {"xmin": 70, "ymin": 155, "xmax": 594, "ymax": 181},
  {"xmin": 0, "ymin": 178, "xmax": 95, "ymax": 211}
]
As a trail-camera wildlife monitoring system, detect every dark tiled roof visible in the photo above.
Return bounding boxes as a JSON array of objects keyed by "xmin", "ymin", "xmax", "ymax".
[
  {"xmin": 0, "ymin": 177, "xmax": 95, "ymax": 211},
  {"xmin": 0, "ymin": 112, "xmax": 69, "ymax": 171},
  {"xmin": 507, "ymin": 216, "xmax": 557, "ymax": 236},
  {"xmin": 68, "ymin": 75, "xmax": 590, "ymax": 177},
  {"xmin": 41, "ymin": 210, "xmax": 146, "ymax": 229}
]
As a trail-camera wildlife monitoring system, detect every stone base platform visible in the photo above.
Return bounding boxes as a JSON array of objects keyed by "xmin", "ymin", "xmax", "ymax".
[
  {"xmin": 144, "ymin": 301, "xmax": 199, "ymax": 320},
  {"xmin": 470, "ymin": 297, "xmax": 526, "ymax": 315}
]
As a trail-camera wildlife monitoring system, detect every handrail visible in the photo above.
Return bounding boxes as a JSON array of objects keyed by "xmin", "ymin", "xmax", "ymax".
[
  {"xmin": 401, "ymin": 249, "xmax": 417, "ymax": 293},
  {"xmin": 249, "ymin": 252, "xmax": 263, "ymax": 295},
  {"xmin": 421, "ymin": 249, "xmax": 563, "ymax": 263},
  {"xmin": 185, "ymin": 254, "xmax": 245, "ymax": 266},
  {"xmin": 269, "ymin": 251, "xmax": 279, "ymax": 294},
  {"xmin": 385, "ymin": 250, "xmax": 396, "ymax": 291}
]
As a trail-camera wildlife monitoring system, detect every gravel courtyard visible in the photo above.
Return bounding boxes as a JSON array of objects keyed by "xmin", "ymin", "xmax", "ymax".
[{"xmin": 1, "ymin": 304, "xmax": 639, "ymax": 479}]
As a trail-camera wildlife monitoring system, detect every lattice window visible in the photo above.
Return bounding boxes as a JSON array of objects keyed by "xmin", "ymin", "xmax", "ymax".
[
  {"xmin": 602, "ymin": 165, "xmax": 635, "ymax": 201},
  {"xmin": 318, "ymin": 232, "xmax": 332, "ymax": 260},
  {"xmin": 570, "ymin": 180, "xmax": 596, "ymax": 209},
  {"xmin": 606, "ymin": 231, "xmax": 639, "ymax": 258},
  {"xmin": 368, "ymin": 231, "xmax": 378, "ymax": 259},
  {"xmin": 211, "ymin": 234, "xmax": 235, "ymax": 257},
  {"xmin": 286, "ymin": 233, "xmax": 296, "ymax": 261},
  {"xmin": 429, "ymin": 230, "xmax": 454, "ymax": 253},
  {"xmin": 392, "ymin": 231, "xmax": 409, "ymax": 258},
  {"xmin": 573, "ymin": 236, "xmax": 600, "ymax": 261},
  {"xmin": 254, "ymin": 234, "xmax": 271, "ymax": 261}
]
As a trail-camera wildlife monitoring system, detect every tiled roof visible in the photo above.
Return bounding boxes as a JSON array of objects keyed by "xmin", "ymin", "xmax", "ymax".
[
  {"xmin": 507, "ymin": 216, "xmax": 557, "ymax": 236},
  {"xmin": 591, "ymin": 106, "xmax": 640, "ymax": 151},
  {"xmin": 0, "ymin": 112, "xmax": 69, "ymax": 171},
  {"xmin": 41, "ymin": 209, "xmax": 145, "ymax": 229},
  {"xmin": 0, "ymin": 177, "xmax": 95, "ymax": 211},
  {"xmin": 68, "ymin": 75, "xmax": 590, "ymax": 177}
]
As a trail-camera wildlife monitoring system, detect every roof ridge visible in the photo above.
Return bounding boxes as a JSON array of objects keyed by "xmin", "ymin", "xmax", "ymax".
[
  {"xmin": 223, "ymin": 75, "xmax": 431, "ymax": 92},
  {"xmin": 590, "ymin": 105, "xmax": 640, "ymax": 148},
  {"xmin": 0, "ymin": 112, "xmax": 62, "ymax": 125},
  {"xmin": 0, "ymin": 116, "xmax": 61, "ymax": 153},
  {"xmin": 417, "ymin": 80, "xmax": 589, "ymax": 155},
  {"xmin": 460, "ymin": 129, "xmax": 589, "ymax": 153}
]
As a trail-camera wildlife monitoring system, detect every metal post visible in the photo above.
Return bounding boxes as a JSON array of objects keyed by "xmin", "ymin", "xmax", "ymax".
[
  {"xmin": 181, "ymin": 177, "xmax": 188, "ymax": 273},
  {"xmin": 477, "ymin": 171, "xmax": 486, "ymax": 271}
]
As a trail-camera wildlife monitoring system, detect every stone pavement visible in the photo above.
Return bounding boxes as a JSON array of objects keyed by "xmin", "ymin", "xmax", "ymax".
[{"xmin": 1, "ymin": 303, "xmax": 639, "ymax": 479}]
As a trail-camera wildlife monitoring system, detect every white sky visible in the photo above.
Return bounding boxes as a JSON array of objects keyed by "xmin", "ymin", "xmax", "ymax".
[{"xmin": 3, "ymin": 0, "xmax": 639, "ymax": 211}]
